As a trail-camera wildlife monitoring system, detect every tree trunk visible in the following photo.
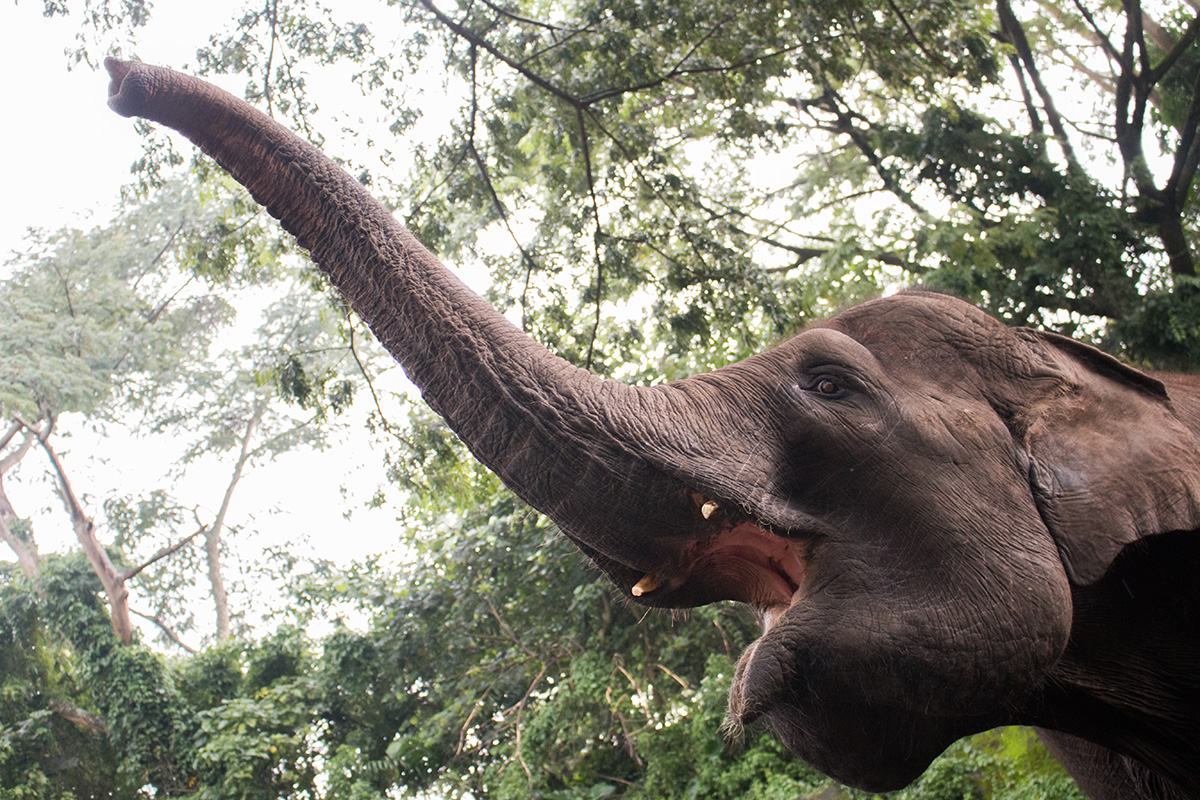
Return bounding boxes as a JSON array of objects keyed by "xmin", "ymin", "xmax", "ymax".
[
  {"xmin": 207, "ymin": 401, "xmax": 264, "ymax": 640},
  {"xmin": 0, "ymin": 425, "xmax": 40, "ymax": 580},
  {"xmin": 38, "ymin": 430, "xmax": 134, "ymax": 645}
]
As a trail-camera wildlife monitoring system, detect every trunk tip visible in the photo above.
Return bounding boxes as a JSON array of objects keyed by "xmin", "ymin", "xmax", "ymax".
[{"xmin": 105, "ymin": 57, "xmax": 144, "ymax": 118}]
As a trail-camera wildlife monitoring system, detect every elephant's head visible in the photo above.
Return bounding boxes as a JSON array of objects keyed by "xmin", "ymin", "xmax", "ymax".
[{"xmin": 105, "ymin": 60, "xmax": 1200, "ymax": 792}]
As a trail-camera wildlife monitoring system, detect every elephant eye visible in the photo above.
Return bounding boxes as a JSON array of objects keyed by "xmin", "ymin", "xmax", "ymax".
[{"xmin": 816, "ymin": 378, "xmax": 839, "ymax": 395}]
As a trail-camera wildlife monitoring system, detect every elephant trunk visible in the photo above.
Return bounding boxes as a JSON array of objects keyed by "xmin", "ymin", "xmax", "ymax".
[{"xmin": 104, "ymin": 59, "xmax": 759, "ymax": 604}]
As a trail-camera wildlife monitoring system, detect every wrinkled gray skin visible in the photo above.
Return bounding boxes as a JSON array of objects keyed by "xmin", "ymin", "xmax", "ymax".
[{"xmin": 106, "ymin": 60, "xmax": 1200, "ymax": 799}]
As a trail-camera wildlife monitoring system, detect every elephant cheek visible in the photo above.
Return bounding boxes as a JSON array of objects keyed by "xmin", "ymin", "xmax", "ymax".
[{"xmin": 725, "ymin": 622, "xmax": 947, "ymax": 792}]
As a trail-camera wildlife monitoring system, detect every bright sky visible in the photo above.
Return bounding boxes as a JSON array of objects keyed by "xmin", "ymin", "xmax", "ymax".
[
  {"xmin": 0, "ymin": 1, "xmax": 432, "ymax": 642},
  {"xmin": 1, "ymin": 7, "xmax": 133, "ymax": 252}
]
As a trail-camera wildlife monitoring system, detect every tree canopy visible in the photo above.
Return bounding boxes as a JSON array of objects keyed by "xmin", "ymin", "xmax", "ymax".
[{"xmin": 3, "ymin": 0, "xmax": 1198, "ymax": 796}]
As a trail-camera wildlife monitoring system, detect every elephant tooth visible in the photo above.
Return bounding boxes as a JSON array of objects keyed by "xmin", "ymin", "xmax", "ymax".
[
  {"xmin": 631, "ymin": 574, "xmax": 662, "ymax": 597},
  {"xmin": 701, "ymin": 500, "xmax": 720, "ymax": 519}
]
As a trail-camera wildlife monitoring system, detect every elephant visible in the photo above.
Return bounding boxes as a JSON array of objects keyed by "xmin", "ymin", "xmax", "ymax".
[{"xmin": 105, "ymin": 59, "xmax": 1200, "ymax": 800}]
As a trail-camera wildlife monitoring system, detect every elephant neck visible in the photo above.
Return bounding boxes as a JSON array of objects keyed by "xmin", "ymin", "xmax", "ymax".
[{"xmin": 1032, "ymin": 528, "xmax": 1200, "ymax": 797}]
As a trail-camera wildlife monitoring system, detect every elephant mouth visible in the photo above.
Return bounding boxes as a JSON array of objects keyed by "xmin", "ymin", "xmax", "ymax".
[{"xmin": 622, "ymin": 491, "xmax": 812, "ymax": 616}]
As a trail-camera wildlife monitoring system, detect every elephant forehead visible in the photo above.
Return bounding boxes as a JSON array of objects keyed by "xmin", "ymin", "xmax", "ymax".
[
  {"xmin": 828, "ymin": 293, "xmax": 1013, "ymax": 362},
  {"xmin": 741, "ymin": 326, "xmax": 883, "ymax": 378}
]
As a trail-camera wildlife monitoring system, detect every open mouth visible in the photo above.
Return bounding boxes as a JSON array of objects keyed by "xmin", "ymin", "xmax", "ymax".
[{"xmin": 626, "ymin": 490, "xmax": 811, "ymax": 621}]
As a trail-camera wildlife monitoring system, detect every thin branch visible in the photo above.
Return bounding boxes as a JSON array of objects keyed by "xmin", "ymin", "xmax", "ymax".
[
  {"xmin": 1166, "ymin": 64, "xmax": 1200, "ymax": 207},
  {"xmin": 884, "ymin": 0, "xmax": 946, "ymax": 68},
  {"xmin": 585, "ymin": 111, "xmax": 721, "ymax": 277},
  {"xmin": 144, "ymin": 273, "xmax": 196, "ymax": 325},
  {"xmin": 510, "ymin": 665, "xmax": 547, "ymax": 790},
  {"xmin": 207, "ymin": 401, "xmax": 265, "ymax": 640},
  {"xmin": 478, "ymin": 0, "xmax": 574, "ymax": 34},
  {"xmin": 347, "ymin": 317, "xmax": 388, "ymax": 424},
  {"xmin": 656, "ymin": 663, "xmax": 689, "ymax": 689},
  {"xmin": 132, "ymin": 218, "xmax": 187, "ymax": 292},
  {"xmin": 130, "ymin": 607, "xmax": 199, "ymax": 654},
  {"xmin": 578, "ymin": 107, "xmax": 604, "ymax": 370},
  {"xmin": 0, "ymin": 420, "xmax": 23, "ymax": 454},
  {"xmin": 466, "ymin": 44, "xmax": 542, "ymax": 330},
  {"xmin": 456, "ymin": 681, "xmax": 496, "ymax": 756},
  {"xmin": 405, "ymin": 143, "xmax": 474, "ymax": 224},
  {"xmin": 1067, "ymin": 0, "xmax": 1122, "ymax": 62},
  {"xmin": 515, "ymin": 24, "xmax": 595, "ymax": 73},
  {"xmin": 484, "ymin": 595, "xmax": 538, "ymax": 659},
  {"xmin": 611, "ymin": 656, "xmax": 651, "ymax": 725},
  {"xmin": 0, "ymin": 424, "xmax": 37, "ymax": 474},
  {"xmin": 416, "ymin": 0, "xmax": 583, "ymax": 108},
  {"xmin": 263, "ymin": 0, "xmax": 280, "ymax": 116},
  {"xmin": 667, "ymin": 13, "xmax": 733, "ymax": 74},
  {"xmin": 1146, "ymin": 12, "xmax": 1200, "ymax": 86},
  {"xmin": 423, "ymin": 0, "xmax": 807, "ymax": 115},
  {"xmin": 50, "ymin": 261, "xmax": 76, "ymax": 321},
  {"xmin": 1008, "ymin": 53, "xmax": 1045, "ymax": 135},
  {"xmin": 996, "ymin": 0, "xmax": 1082, "ymax": 171},
  {"xmin": 122, "ymin": 526, "xmax": 207, "ymax": 582},
  {"xmin": 578, "ymin": 42, "xmax": 810, "ymax": 106},
  {"xmin": 801, "ymin": 92, "xmax": 930, "ymax": 217}
]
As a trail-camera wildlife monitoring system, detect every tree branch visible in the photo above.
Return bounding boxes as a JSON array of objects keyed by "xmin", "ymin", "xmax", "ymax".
[
  {"xmin": 479, "ymin": 0, "xmax": 575, "ymax": 34},
  {"xmin": 130, "ymin": 607, "xmax": 199, "ymax": 654},
  {"xmin": 466, "ymin": 44, "xmax": 542, "ymax": 331},
  {"xmin": 15, "ymin": 415, "xmax": 133, "ymax": 645},
  {"xmin": 264, "ymin": 0, "xmax": 279, "ymax": 116},
  {"xmin": 416, "ymin": 0, "xmax": 584, "ymax": 108},
  {"xmin": 1, "ymin": 421, "xmax": 46, "ymax": 580},
  {"xmin": 1146, "ymin": 12, "xmax": 1200, "ymax": 86},
  {"xmin": 585, "ymin": 111, "xmax": 721, "ymax": 277},
  {"xmin": 801, "ymin": 92, "xmax": 931, "ymax": 217},
  {"xmin": 1007, "ymin": 52, "xmax": 1045, "ymax": 135},
  {"xmin": 0, "ymin": 424, "xmax": 37, "ymax": 474},
  {"xmin": 884, "ymin": 0, "xmax": 946, "ymax": 69},
  {"xmin": 455, "ymin": 681, "xmax": 496, "ymax": 756},
  {"xmin": 207, "ymin": 401, "xmax": 265, "ymax": 640},
  {"xmin": 484, "ymin": 594, "xmax": 538, "ymax": 660},
  {"xmin": 48, "ymin": 698, "xmax": 108, "ymax": 734},
  {"xmin": 996, "ymin": 0, "xmax": 1081, "ymax": 171},
  {"xmin": 1065, "ymin": 0, "xmax": 1122, "ymax": 62},
  {"xmin": 122, "ymin": 526, "xmax": 207, "ymax": 582},
  {"xmin": 0, "ymin": 515, "xmax": 40, "ymax": 582},
  {"xmin": 347, "ymin": 316, "xmax": 387, "ymax": 425},
  {"xmin": 1166, "ymin": 65, "xmax": 1200, "ymax": 209},
  {"xmin": 578, "ymin": 108, "xmax": 604, "ymax": 371},
  {"xmin": 132, "ymin": 218, "xmax": 187, "ymax": 293},
  {"xmin": 0, "ymin": 420, "xmax": 22, "ymax": 454}
]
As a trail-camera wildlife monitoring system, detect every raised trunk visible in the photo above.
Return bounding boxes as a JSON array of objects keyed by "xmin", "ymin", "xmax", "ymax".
[{"xmin": 105, "ymin": 60, "xmax": 759, "ymax": 604}]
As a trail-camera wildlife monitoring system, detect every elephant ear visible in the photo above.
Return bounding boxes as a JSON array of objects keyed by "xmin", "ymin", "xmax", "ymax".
[{"xmin": 1014, "ymin": 330, "xmax": 1200, "ymax": 585}]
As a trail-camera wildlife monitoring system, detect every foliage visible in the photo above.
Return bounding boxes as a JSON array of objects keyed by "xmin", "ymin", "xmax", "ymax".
[
  {"xmin": 80, "ymin": 0, "xmax": 1188, "ymax": 369},
  {"xmin": 0, "ymin": 563, "xmax": 119, "ymax": 800},
  {"xmin": 9, "ymin": 0, "xmax": 1200, "ymax": 796}
]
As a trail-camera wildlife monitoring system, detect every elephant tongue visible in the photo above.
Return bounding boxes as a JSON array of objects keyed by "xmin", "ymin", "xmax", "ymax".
[{"xmin": 632, "ymin": 508, "xmax": 809, "ymax": 610}]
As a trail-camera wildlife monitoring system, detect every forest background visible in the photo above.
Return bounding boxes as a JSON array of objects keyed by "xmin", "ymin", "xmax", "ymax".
[{"xmin": 1, "ymin": 0, "xmax": 1196, "ymax": 797}]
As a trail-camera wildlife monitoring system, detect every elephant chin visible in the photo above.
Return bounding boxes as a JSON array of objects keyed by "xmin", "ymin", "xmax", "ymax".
[{"xmin": 725, "ymin": 627, "xmax": 999, "ymax": 792}]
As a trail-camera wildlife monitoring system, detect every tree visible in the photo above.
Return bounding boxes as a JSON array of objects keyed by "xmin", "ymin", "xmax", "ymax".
[
  {"xmin": 11, "ymin": 0, "xmax": 1199, "ymax": 794},
  {"xmin": 0, "ymin": 172, "xmax": 383, "ymax": 795}
]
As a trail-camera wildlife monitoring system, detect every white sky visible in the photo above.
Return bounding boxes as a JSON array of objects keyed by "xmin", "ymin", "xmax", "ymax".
[
  {"xmin": 0, "ymin": 1, "xmax": 442, "ymax": 643},
  {"xmin": 0, "ymin": 5, "xmax": 140, "ymax": 252}
]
